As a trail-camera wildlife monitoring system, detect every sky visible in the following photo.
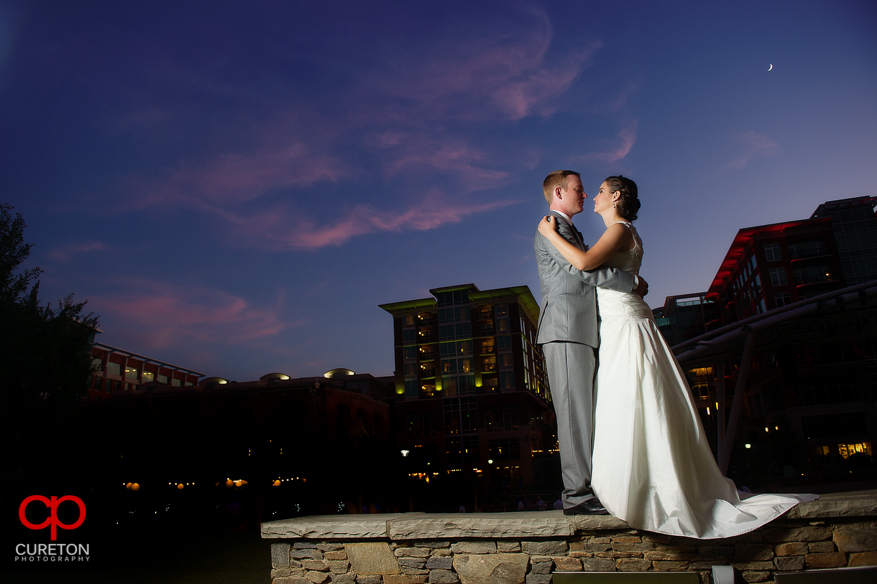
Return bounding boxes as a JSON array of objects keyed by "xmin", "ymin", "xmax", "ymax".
[{"xmin": 1, "ymin": 0, "xmax": 875, "ymax": 382}]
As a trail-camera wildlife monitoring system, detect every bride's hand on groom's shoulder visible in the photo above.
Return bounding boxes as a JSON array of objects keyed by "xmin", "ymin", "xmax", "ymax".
[{"xmin": 538, "ymin": 216, "xmax": 557, "ymax": 237}]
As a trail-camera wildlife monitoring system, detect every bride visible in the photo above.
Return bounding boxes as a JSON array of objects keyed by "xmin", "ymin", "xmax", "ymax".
[{"xmin": 538, "ymin": 175, "xmax": 815, "ymax": 539}]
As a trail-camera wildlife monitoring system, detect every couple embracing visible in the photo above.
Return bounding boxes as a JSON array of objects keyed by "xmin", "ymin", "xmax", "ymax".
[{"xmin": 534, "ymin": 170, "xmax": 815, "ymax": 539}]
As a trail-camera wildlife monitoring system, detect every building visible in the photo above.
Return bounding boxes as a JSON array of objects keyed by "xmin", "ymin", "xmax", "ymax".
[
  {"xmin": 708, "ymin": 216, "xmax": 845, "ymax": 324},
  {"xmin": 87, "ymin": 342, "xmax": 203, "ymax": 399},
  {"xmin": 661, "ymin": 197, "xmax": 877, "ymax": 489},
  {"xmin": 811, "ymin": 195, "xmax": 877, "ymax": 285},
  {"xmin": 77, "ymin": 368, "xmax": 397, "ymax": 518},
  {"xmin": 654, "ymin": 292, "xmax": 721, "ymax": 347},
  {"xmin": 379, "ymin": 284, "xmax": 551, "ymax": 488}
]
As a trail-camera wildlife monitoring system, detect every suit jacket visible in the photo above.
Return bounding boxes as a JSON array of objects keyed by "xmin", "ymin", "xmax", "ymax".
[{"xmin": 535, "ymin": 210, "xmax": 636, "ymax": 348}]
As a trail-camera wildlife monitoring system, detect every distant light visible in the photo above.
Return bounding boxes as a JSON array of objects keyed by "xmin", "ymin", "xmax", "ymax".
[
  {"xmin": 401, "ymin": 450, "xmax": 410, "ymax": 457},
  {"xmin": 765, "ymin": 427, "xmax": 769, "ymax": 433},
  {"xmin": 745, "ymin": 444, "xmax": 751, "ymax": 449}
]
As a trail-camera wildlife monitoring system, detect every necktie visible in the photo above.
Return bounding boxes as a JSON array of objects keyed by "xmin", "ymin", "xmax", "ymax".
[{"xmin": 570, "ymin": 224, "xmax": 586, "ymax": 250}]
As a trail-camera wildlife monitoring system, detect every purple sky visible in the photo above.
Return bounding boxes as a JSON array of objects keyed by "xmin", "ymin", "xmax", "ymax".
[{"xmin": 1, "ymin": 1, "xmax": 875, "ymax": 382}]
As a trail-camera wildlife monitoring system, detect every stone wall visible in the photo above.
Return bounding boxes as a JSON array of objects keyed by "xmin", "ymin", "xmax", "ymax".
[{"xmin": 261, "ymin": 490, "xmax": 877, "ymax": 584}]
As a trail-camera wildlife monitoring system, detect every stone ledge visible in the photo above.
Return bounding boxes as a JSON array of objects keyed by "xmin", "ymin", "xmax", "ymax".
[
  {"xmin": 261, "ymin": 490, "xmax": 877, "ymax": 541},
  {"xmin": 262, "ymin": 511, "xmax": 628, "ymax": 540},
  {"xmin": 786, "ymin": 489, "xmax": 877, "ymax": 519},
  {"xmin": 262, "ymin": 513, "xmax": 410, "ymax": 539}
]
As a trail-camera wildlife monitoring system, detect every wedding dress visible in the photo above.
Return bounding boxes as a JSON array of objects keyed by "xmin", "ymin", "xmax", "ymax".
[{"xmin": 590, "ymin": 221, "xmax": 816, "ymax": 539}]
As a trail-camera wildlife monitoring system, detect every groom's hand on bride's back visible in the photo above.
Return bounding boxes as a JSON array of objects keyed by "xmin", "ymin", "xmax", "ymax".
[{"xmin": 634, "ymin": 276, "xmax": 649, "ymax": 298}]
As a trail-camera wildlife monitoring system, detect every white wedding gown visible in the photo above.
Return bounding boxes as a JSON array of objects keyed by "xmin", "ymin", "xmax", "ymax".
[{"xmin": 591, "ymin": 221, "xmax": 816, "ymax": 539}]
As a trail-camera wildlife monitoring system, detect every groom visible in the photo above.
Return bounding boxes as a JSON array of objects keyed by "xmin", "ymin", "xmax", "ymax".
[{"xmin": 534, "ymin": 170, "xmax": 647, "ymax": 515}]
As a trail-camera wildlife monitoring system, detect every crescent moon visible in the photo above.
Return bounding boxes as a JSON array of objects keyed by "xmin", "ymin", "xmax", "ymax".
[{"xmin": 768, "ymin": 64, "xmax": 773, "ymax": 71}]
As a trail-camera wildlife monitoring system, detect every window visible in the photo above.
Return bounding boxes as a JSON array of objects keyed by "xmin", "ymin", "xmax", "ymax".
[
  {"xmin": 793, "ymin": 265, "xmax": 832, "ymax": 285},
  {"xmin": 446, "ymin": 435, "xmax": 480, "ymax": 464},
  {"xmin": 478, "ymin": 323, "xmax": 495, "ymax": 336},
  {"xmin": 125, "ymin": 366, "xmax": 139, "ymax": 380},
  {"xmin": 764, "ymin": 243, "xmax": 781, "ymax": 262},
  {"xmin": 436, "ymin": 289, "xmax": 469, "ymax": 306},
  {"xmin": 496, "ymin": 318, "xmax": 510, "ymax": 333},
  {"xmin": 157, "ymin": 374, "xmax": 168, "ymax": 384},
  {"xmin": 775, "ymin": 292, "xmax": 792, "ymax": 307},
  {"xmin": 107, "ymin": 362, "xmax": 121, "ymax": 376},
  {"xmin": 500, "ymin": 371, "xmax": 516, "ymax": 390},
  {"xmin": 440, "ymin": 340, "xmax": 472, "ymax": 357},
  {"xmin": 403, "ymin": 314, "xmax": 415, "ymax": 326},
  {"xmin": 142, "ymin": 371, "xmax": 154, "ymax": 382},
  {"xmin": 403, "ymin": 329, "xmax": 416, "ymax": 344},
  {"xmin": 404, "ymin": 347, "xmax": 417, "ymax": 361},
  {"xmin": 769, "ymin": 267, "xmax": 787, "ymax": 286},
  {"xmin": 488, "ymin": 438, "xmax": 521, "ymax": 461},
  {"xmin": 500, "ymin": 353, "xmax": 514, "ymax": 369},
  {"xmin": 838, "ymin": 442, "xmax": 872, "ymax": 459},
  {"xmin": 788, "ymin": 240, "xmax": 827, "ymax": 260},
  {"xmin": 486, "ymin": 406, "xmax": 517, "ymax": 431},
  {"xmin": 405, "ymin": 380, "xmax": 419, "ymax": 398},
  {"xmin": 497, "ymin": 336, "xmax": 512, "ymax": 350},
  {"xmin": 802, "ymin": 413, "xmax": 867, "ymax": 439},
  {"xmin": 443, "ymin": 374, "xmax": 474, "ymax": 397},
  {"xmin": 404, "ymin": 363, "xmax": 418, "ymax": 376},
  {"xmin": 444, "ymin": 397, "xmax": 477, "ymax": 434},
  {"xmin": 441, "ymin": 358, "xmax": 471, "ymax": 374}
]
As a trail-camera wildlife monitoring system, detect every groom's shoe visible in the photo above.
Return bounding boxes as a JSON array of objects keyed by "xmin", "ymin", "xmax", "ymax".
[{"xmin": 563, "ymin": 499, "xmax": 609, "ymax": 515}]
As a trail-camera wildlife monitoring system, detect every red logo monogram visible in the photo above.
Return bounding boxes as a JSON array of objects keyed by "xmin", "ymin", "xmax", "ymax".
[{"xmin": 19, "ymin": 496, "xmax": 86, "ymax": 541}]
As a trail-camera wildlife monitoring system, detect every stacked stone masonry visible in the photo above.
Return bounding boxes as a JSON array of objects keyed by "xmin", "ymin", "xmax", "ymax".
[{"xmin": 262, "ymin": 490, "xmax": 877, "ymax": 584}]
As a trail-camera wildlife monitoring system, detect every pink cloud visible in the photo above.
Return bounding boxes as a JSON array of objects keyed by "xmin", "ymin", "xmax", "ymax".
[
  {"xmin": 129, "ymin": 140, "xmax": 348, "ymax": 211},
  {"xmin": 378, "ymin": 134, "xmax": 509, "ymax": 189},
  {"xmin": 215, "ymin": 189, "xmax": 520, "ymax": 250},
  {"xmin": 91, "ymin": 281, "xmax": 294, "ymax": 351},
  {"xmin": 576, "ymin": 121, "xmax": 638, "ymax": 163},
  {"xmin": 726, "ymin": 131, "xmax": 780, "ymax": 170},
  {"xmin": 371, "ymin": 7, "xmax": 599, "ymax": 122},
  {"xmin": 47, "ymin": 241, "xmax": 109, "ymax": 263}
]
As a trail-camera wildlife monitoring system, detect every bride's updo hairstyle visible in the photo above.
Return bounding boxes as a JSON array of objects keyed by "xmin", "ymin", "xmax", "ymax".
[{"xmin": 605, "ymin": 175, "xmax": 640, "ymax": 222}]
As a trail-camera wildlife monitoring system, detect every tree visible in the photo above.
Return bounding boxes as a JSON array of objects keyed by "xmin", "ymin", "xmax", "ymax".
[{"xmin": 0, "ymin": 202, "xmax": 100, "ymax": 489}]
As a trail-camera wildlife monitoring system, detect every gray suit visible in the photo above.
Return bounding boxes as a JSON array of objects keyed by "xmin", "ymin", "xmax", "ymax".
[{"xmin": 535, "ymin": 210, "xmax": 635, "ymax": 508}]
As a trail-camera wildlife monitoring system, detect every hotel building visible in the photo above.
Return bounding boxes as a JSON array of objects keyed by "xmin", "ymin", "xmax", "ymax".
[{"xmin": 380, "ymin": 284, "xmax": 551, "ymax": 487}]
